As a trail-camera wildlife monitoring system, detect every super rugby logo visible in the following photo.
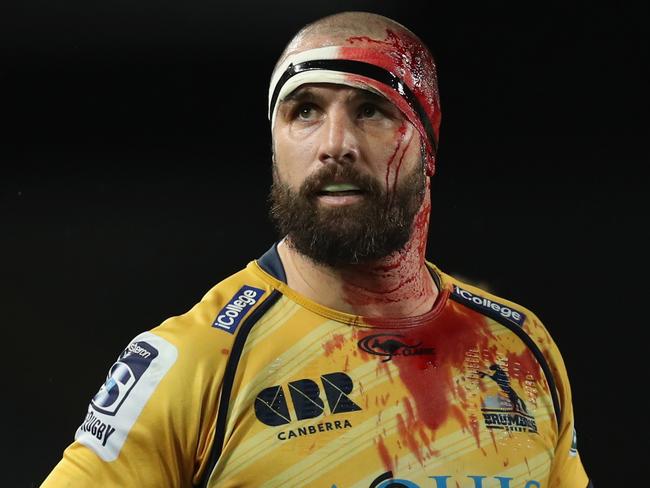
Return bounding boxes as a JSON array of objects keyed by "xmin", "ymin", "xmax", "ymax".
[
  {"xmin": 358, "ymin": 334, "xmax": 435, "ymax": 362},
  {"xmin": 91, "ymin": 340, "xmax": 158, "ymax": 416},
  {"xmin": 212, "ymin": 285, "xmax": 265, "ymax": 334},
  {"xmin": 76, "ymin": 332, "xmax": 178, "ymax": 462}
]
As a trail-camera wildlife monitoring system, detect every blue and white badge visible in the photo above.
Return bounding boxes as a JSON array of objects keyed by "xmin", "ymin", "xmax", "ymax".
[
  {"xmin": 212, "ymin": 285, "xmax": 265, "ymax": 334},
  {"xmin": 75, "ymin": 332, "xmax": 177, "ymax": 461}
]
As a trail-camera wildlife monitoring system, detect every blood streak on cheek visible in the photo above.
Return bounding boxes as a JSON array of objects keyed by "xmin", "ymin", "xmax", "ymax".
[
  {"xmin": 389, "ymin": 129, "xmax": 413, "ymax": 206},
  {"xmin": 384, "ymin": 122, "xmax": 407, "ymax": 197},
  {"xmin": 411, "ymin": 180, "xmax": 431, "ymax": 259}
]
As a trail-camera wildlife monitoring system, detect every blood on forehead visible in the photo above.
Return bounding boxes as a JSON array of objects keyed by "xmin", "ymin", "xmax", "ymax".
[
  {"xmin": 340, "ymin": 29, "xmax": 441, "ymax": 174},
  {"xmin": 345, "ymin": 29, "xmax": 440, "ymax": 108}
]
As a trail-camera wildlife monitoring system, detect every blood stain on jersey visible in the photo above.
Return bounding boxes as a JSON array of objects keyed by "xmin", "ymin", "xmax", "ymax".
[
  {"xmin": 323, "ymin": 333, "xmax": 346, "ymax": 356},
  {"xmin": 358, "ymin": 300, "xmax": 498, "ymax": 464},
  {"xmin": 376, "ymin": 435, "xmax": 394, "ymax": 473},
  {"xmin": 506, "ymin": 349, "xmax": 543, "ymax": 387}
]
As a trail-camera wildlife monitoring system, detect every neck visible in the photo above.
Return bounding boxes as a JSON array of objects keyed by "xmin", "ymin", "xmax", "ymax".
[{"xmin": 277, "ymin": 189, "xmax": 438, "ymax": 319}]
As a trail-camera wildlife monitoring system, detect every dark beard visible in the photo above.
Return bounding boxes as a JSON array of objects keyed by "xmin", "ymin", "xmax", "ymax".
[{"xmin": 268, "ymin": 161, "xmax": 426, "ymax": 267}]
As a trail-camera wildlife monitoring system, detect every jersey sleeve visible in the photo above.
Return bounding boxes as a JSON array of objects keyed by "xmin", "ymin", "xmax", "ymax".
[
  {"xmin": 40, "ymin": 299, "xmax": 237, "ymax": 487},
  {"xmin": 526, "ymin": 313, "xmax": 592, "ymax": 488}
]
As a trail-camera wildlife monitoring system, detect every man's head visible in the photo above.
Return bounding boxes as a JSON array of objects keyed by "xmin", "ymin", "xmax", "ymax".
[{"xmin": 268, "ymin": 12, "xmax": 440, "ymax": 267}]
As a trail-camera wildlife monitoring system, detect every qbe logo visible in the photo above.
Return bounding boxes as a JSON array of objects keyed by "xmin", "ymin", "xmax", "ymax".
[{"xmin": 91, "ymin": 341, "xmax": 159, "ymax": 416}]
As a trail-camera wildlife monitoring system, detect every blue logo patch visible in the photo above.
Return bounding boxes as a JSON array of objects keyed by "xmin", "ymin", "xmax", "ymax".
[
  {"xmin": 453, "ymin": 285, "xmax": 526, "ymax": 327},
  {"xmin": 212, "ymin": 285, "xmax": 265, "ymax": 334},
  {"xmin": 91, "ymin": 341, "xmax": 158, "ymax": 416}
]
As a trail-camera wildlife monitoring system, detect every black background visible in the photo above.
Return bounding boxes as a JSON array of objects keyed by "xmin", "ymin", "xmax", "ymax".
[{"xmin": 2, "ymin": 0, "xmax": 646, "ymax": 486}]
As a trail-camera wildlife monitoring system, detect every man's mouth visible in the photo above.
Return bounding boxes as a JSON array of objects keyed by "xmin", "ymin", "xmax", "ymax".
[{"xmin": 317, "ymin": 183, "xmax": 364, "ymax": 196}]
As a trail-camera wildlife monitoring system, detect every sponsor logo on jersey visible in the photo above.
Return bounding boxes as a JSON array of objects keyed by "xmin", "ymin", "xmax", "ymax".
[
  {"xmin": 91, "ymin": 340, "xmax": 158, "ymax": 415},
  {"xmin": 254, "ymin": 372, "xmax": 361, "ymax": 441},
  {"xmin": 479, "ymin": 364, "xmax": 537, "ymax": 433},
  {"xmin": 358, "ymin": 333, "xmax": 435, "ymax": 362},
  {"xmin": 75, "ymin": 332, "xmax": 178, "ymax": 461},
  {"xmin": 452, "ymin": 285, "xmax": 526, "ymax": 327},
  {"xmin": 212, "ymin": 285, "xmax": 265, "ymax": 334},
  {"xmin": 350, "ymin": 471, "xmax": 541, "ymax": 488}
]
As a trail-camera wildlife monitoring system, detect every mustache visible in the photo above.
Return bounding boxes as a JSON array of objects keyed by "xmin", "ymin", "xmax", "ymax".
[{"xmin": 299, "ymin": 165, "xmax": 384, "ymax": 197}]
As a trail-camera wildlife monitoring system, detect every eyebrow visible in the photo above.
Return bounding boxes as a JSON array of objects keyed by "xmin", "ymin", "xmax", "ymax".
[
  {"xmin": 281, "ymin": 87, "xmax": 318, "ymax": 104},
  {"xmin": 280, "ymin": 86, "xmax": 391, "ymax": 105}
]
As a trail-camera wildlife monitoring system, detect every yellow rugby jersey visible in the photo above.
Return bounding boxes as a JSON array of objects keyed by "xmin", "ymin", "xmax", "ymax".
[{"xmin": 42, "ymin": 244, "xmax": 592, "ymax": 488}]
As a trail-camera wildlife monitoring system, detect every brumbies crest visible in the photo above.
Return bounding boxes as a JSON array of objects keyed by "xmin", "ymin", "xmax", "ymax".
[{"xmin": 479, "ymin": 364, "xmax": 537, "ymax": 433}]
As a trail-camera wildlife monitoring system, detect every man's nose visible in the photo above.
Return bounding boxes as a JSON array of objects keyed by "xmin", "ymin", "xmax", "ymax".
[{"xmin": 318, "ymin": 107, "xmax": 359, "ymax": 165}]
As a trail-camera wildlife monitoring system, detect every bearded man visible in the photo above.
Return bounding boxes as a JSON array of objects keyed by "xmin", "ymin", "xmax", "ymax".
[{"xmin": 42, "ymin": 11, "xmax": 592, "ymax": 488}]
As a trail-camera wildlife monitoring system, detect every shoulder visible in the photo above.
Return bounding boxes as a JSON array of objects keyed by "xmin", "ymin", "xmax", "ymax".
[
  {"xmin": 433, "ymin": 264, "xmax": 554, "ymax": 344},
  {"xmin": 147, "ymin": 261, "xmax": 278, "ymax": 363}
]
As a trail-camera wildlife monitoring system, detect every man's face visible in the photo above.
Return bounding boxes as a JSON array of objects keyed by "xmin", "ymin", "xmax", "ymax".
[{"xmin": 269, "ymin": 83, "xmax": 427, "ymax": 267}]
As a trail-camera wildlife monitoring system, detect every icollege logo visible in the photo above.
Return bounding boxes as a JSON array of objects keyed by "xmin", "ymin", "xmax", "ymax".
[
  {"xmin": 479, "ymin": 364, "xmax": 537, "ymax": 433},
  {"xmin": 255, "ymin": 372, "xmax": 361, "ymax": 440},
  {"xmin": 212, "ymin": 285, "xmax": 265, "ymax": 334},
  {"xmin": 452, "ymin": 285, "xmax": 526, "ymax": 327},
  {"xmin": 358, "ymin": 334, "xmax": 435, "ymax": 362}
]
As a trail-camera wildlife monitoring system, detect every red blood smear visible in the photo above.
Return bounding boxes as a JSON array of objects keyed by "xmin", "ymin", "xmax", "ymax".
[
  {"xmin": 388, "ymin": 130, "xmax": 413, "ymax": 208},
  {"xmin": 456, "ymin": 382, "xmax": 468, "ymax": 405},
  {"xmin": 397, "ymin": 412, "xmax": 424, "ymax": 465},
  {"xmin": 323, "ymin": 333, "xmax": 346, "ymax": 356},
  {"xmin": 343, "ymin": 29, "xmax": 441, "ymax": 175},
  {"xmin": 377, "ymin": 436, "xmax": 393, "ymax": 472},
  {"xmin": 469, "ymin": 414, "xmax": 481, "ymax": 449},
  {"xmin": 489, "ymin": 429, "xmax": 498, "ymax": 453},
  {"xmin": 384, "ymin": 122, "xmax": 407, "ymax": 196},
  {"xmin": 376, "ymin": 361, "xmax": 394, "ymax": 383},
  {"xmin": 507, "ymin": 349, "xmax": 544, "ymax": 388},
  {"xmin": 340, "ymin": 189, "xmax": 433, "ymax": 311},
  {"xmin": 363, "ymin": 301, "xmax": 496, "ymax": 445}
]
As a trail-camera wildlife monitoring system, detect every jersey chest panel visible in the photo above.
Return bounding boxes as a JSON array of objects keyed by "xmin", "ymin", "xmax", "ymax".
[{"xmin": 209, "ymin": 298, "xmax": 557, "ymax": 488}]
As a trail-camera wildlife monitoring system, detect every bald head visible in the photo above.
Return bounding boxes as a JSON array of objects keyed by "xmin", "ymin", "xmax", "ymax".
[{"xmin": 274, "ymin": 12, "xmax": 418, "ymax": 76}]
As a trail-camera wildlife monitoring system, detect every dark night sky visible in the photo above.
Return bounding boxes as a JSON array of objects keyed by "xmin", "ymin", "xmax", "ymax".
[{"xmin": 1, "ymin": 0, "xmax": 646, "ymax": 486}]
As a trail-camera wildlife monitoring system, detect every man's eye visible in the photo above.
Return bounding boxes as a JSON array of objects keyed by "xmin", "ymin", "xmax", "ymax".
[
  {"xmin": 359, "ymin": 103, "xmax": 380, "ymax": 119},
  {"xmin": 295, "ymin": 104, "xmax": 316, "ymax": 120}
]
